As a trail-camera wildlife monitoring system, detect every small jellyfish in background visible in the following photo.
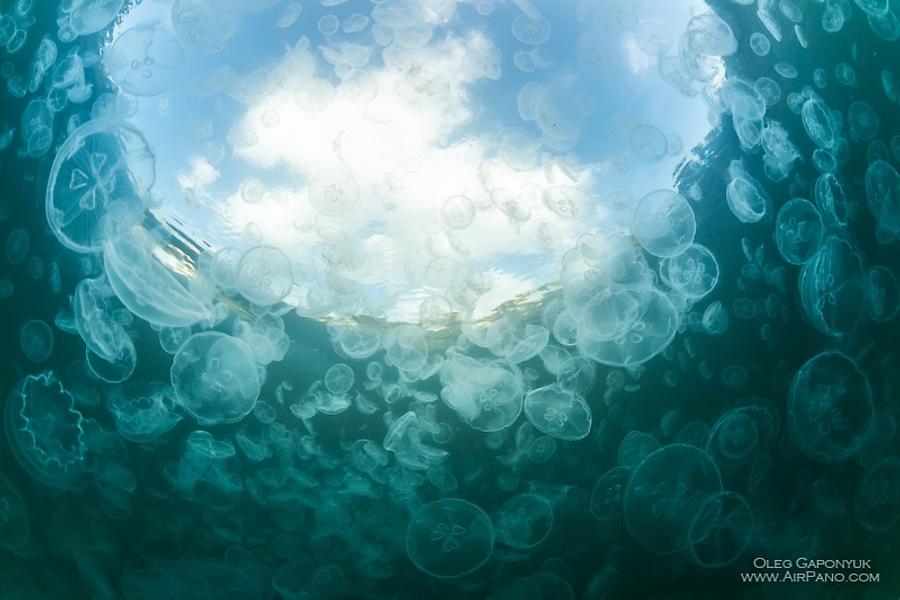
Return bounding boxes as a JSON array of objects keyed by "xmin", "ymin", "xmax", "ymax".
[
  {"xmin": 384, "ymin": 324, "xmax": 429, "ymax": 373},
  {"xmin": 629, "ymin": 124, "xmax": 668, "ymax": 161},
  {"xmin": 170, "ymin": 331, "xmax": 261, "ymax": 426},
  {"xmin": 442, "ymin": 194, "xmax": 475, "ymax": 228},
  {"xmin": 774, "ymin": 198, "xmax": 824, "ymax": 265},
  {"xmin": 624, "ymin": 444, "xmax": 723, "ymax": 555},
  {"xmin": 706, "ymin": 404, "xmax": 777, "ymax": 464},
  {"xmin": 630, "ymin": 189, "xmax": 696, "ymax": 258},
  {"xmin": 865, "ymin": 266, "xmax": 900, "ymax": 322},
  {"xmin": 788, "ymin": 351, "xmax": 874, "ymax": 463},
  {"xmin": 0, "ymin": 474, "xmax": 30, "ymax": 551},
  {"xmin": 441, "ymin": 353, "xmax": 524, "ymax": 432},
  {"xmin": 856, "ymin": 458, "xmax": 900, "ymax": 532},
  {"xmin": 701, "ymin": 301, "xmax": 729, "ymax": 335},
  {"xmin": 499, "ymin": 573, "xmax": 574, "ymax": 600},
  {"xmin": 19, "ymin": 319, "xmax": 54, "ymax": 362},
  {"xmin": 236, "ymin": 245, "xmax": 294, "ymax": 306},
  {"xmin": 171, "ymin": 0, "xmax": 240, "ymax": 52},
  {"xmin": 5, "ymin": 228, "xmax": 29, "ymax": 264},
  {"xmin": 865, "ymin": 160, "xmax": 900, "ymax": 245},
  {"xmin": 590, "ymin": 466, "xmax": 632, "ymax": 523},
  {"xmin": 687, "ymin": 491, "xmax": 753, "ymax": 568},
  {"xmin": 62, "ymin": 0, "xmax": 126, "ymax": 38},
  {"xmin": 324, "ymin": 363, "xmax": 355, "ymax": 395},
  {"xmin": 617, "ymin": 431, "xmax": 661, "ymax": 467},
  {"xmin": 662, "ymin": 243, "xmax": 719, "ymax": 300},
  {"xmin": 46, "ymin": 119, "xmax": 155, "ymax": 253},
  {"xmin": 107, "ymin": 381, "xmax": 183, "ymax": 444},
  {"xmin": 524, "ymin": 384, "xmax": 592, "ymax": 441},
  {"xmin": 496, "ymin": 492, "xmax": 554, "ymax": 550},
  {"xmin": 73, "ymin": 275, "xmax": 137, "ymax": 383},
  {"xmin": 4, "ymin": 372, "xmax": 86, "ymax": 488},
  {"xmin": 308, "ymin": 167, "xmax": 359, "ymax": 217},
  {"xmin": 406, "ymin": 498, "xmax": 495, "ymax": 578},
  {"xmin": 105, "ymin": 21, "xmax": 184, "ymax": 97}
]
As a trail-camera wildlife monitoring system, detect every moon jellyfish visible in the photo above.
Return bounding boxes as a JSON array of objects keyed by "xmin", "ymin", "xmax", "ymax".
[
  {"xmin": 799, "ymin": 233, "xmax": 866, "ymax": 337},
  {"xmin": 384, "ymin": 324, "xmax": 428, "ymax": 373},
  {"xmin": 630, "ymin": 190, "xmax": 696, "ymax": 258},
  {"xmin": 499, "ymin": 573, "xmax": 574, "ymax": 600},
  {"xmin": 788, "ymin": 351, "xmax": 874, "ymax": 463},
  {"xmin": 107, "ymin": 381, "xmax": 183, "ymax": 443},
  {"xmin": 617, "ymin": 431, "xmax": 661, "ymax": 467},
  {"xmin": 384, "ymin": 411, "xmax": 448, "ymax": 470},
  {"xmin": 104, "ymin": 226, "xmax": 213, "ymax": 327},
  {"xmin": 856, "ymin": 458, "xmax": 900, "ymax": 532},
  {"xmin": 406, "ymin": 498, "xmax": 495, "ymax": 578},
  {"xmin": 687, "ymin": 492, "xmax": 753, "ymax": 568},
  {"xmin": 624, "ymin": 444, "xmax": 723, "ymax": 555},
  {"xmin": 171, "ymin": 0, "xmax": 239, "ymax": 52},
  {"xmin": 64, "ymin": 0, "xmax": 125, "ymax": 37},
  {"xmin": 0, "ymin": 475, "xmax": 29, "ymax": 550},
  {"xmin": 5, "ymin": 229, "xmax": 29, "ymax": 265},
  {"xmin": 442, "ymin": 194, "xmax": 475, "ymax": 228},
  {"xmin": 170, "ymin": 331, "xmax": 261, "ymax": 425},
  {"xmin": 847, "ymin": 101, "xmax": 880, "ymax": 141},
  {"xmin": 237, "ymin": 246, "xmax": 294, "ymax": 306},
  {"xmin": 496, "ymin": 493, "xmax": 554, "ymax": 550},
  {"xmin": 19, "ymin": 319, "xmax": 54, "ymax": 362},
  {"xmin": 701, "ymin": 301, "xmax": 729, "ymax": 335},
  {"xmin": 524, "ymin": 384, "xmax": 591, "ymax": 441},
  {"xmin": 308, "ymin": 167, "xmax": 359, "ymax": 217},
  {"xmin": 774, "ymin": 198, "xmax": 824, "ymax": 265},
  {"xmin": 440, "ymin": 354, "xmax": 524, "ymax": 432},
  {"xmin": 814, "ymin": 173, "xmax": 848, "ymax": 227},
  {"xmin": 106, "ymin": 22, "xmax": 184, "ymax": 96},
  {"xmin": 324, "ymin": 363, "xmax": 355, "ymax": 395},
  {"xmin": 4, "ymin": 372, "xmax": 86, "ymax": 488},
  {"xmin": 866, "ymin": 266, "xmax": 900, "ymax": 322},
  {"xmin": 629, "ymin": 124, "xmax": 668, "ymax": 160},
  {"xmin": 74, "ymin": 276, "xmax": 137, "ymax": 383},
  {"xmin": 46, "ymin": 119, "xmax": 155, "ymax": 253},
  {"xmin": 706, "ymin": 405, "xmax": 777, "ymax": 464},
  {"xmin": 865, "ymin": 160, "xmax": 900, "ymax": 244},
  {"xmin": 662, "ymin": 244, "xmax": 719, "ymax": 299},
  {"xmin": 726, "ymin": 176, "xmax": 768, "ymax": 223},
  {"xmin": 577, "ymin": 287, "xmax": 678, "ymax": 368},
  {"xmin": 590, "ymin": 466, "xmax": 631, "ymax": 523}
]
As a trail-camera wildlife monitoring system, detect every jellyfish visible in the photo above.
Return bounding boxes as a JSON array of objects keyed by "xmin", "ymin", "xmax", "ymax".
[
  {"xmin": 384, "ymin": 412, "xmax": 448, "ymax": 471},
  {"xmin": 171, "ymin": 0, "xmax": 239, "ymax": 52},
  {"xmin": 624, "ymin": 444, "xmax": 723, "ymax": 554},
  {"xmin": 544, "ymin": 186, "xmax": 589, "ymax": 220},
  {"xmin": 406, "ymin": 498, "xmax": 495, "ymax": 578},
  {"xmin": 701, "ymin": 301, "xmax": 729, "ymax": 335},
  {"xmin": 336, "ymin": 323, "xmax": 382, "ymax": 359},
  {"xmin": 865, "ymin": 160, "xmax": 900, "ymax": 244},
  {"xmin": 442, "ymin": 194, "xmax": 475, "ymax": 228},
  {"xmin": 814, "ymin": 173, "xmax": 848, "ymax": 227},
  {"xmin": 324, "ymin": 363, "xmax": 355, "ymax": 395},
  {"xmin": 308, "ymin": 167, "xmax": 359, "ymax": 217},
  {"xmin": 801, "ymin": 95, "xmax": 837, "ymax": 149},
  {"xmin": 383, "ymin": 324, "xmax": 428, "ymax": 373},
  {"xmin": 440, "ymin": 353, "xmax": 524, "ymax": 432},
  {"xmin": 63, "ymin": 0, "xmax": 125, "ymax": 37},
  {"xmin": 104, "ymin": 226, "xmax": 213, "ymax": 328},
  {"xmin": 629, "ymin": 124, "xmax": 668, "ymax": 160},
  {"xmin": 589, "ymin": 466, "xmax": 632, "ymax": 523},
  {"xmin": 19, "ymin": 319, "xmax": 54, "ymax": 362},
  {"xmin": 706, "ymin": 404, "xmax": 777, "ymax": 464},
  {"xmin": 46, "ymin": 119, "xmax": 155, "ymax": 253},
  {"xmin": 856, "ymin": 458, "xmax": 900, "ymax": 532},
  {"xmin": 105, "ymin": 21, "xmax": 184, "ymax": 96},
  {"xmin": 774, "ymin": 198, "xmax": 824, "ymax": 265},
  {"xmin": 0, "ymin": 474, "xmax": 30, "ymax": 550},
  {"xmin": 496, "ymin": 492, "xmax": 554, "ymax": 550},
  {"xmin": 523, "ymin": 384, "xmax": 592, "ymax": 441},
  {"xmin": 617, "ymin": 431, "xmax": 661, "ymax": 467},
  {"xmin": 236, "ymin": 245, "xmax": 294, "ymax": 306},
  {"xmin": 5, "ymin": 228, "xmax": 29, "ymax": 264},
  {"xmin": 4, "ymin": 372, "xmax": 86, "ymax": 488},
  {"xmin": 73, "ymin": 275, "xmax": 137, "ymax": 383},
  {"xmin": 662, "ymin": 243, "xmax": 719, "ymax": 299},
  {"xmin": 726, "ymin": 175, "xmax": 769, "ymax": 223},
  {"xmin": 866, "ymin": 266, "xmax": 900, "ymax": 322},
  {"xmin": 788, "ymin": 351, "xmax": 874, "ymax": 463},
  {"xmin": 107, "ymin": 381, "xmax": 183, "ymax": 444},
  {"xmin": 170, "ymin": 331, "xmax": 261, "ymax": 425},
  {"xmin": 687, "ymin": 491, "xmax": 753, "ymax": 568},
  {"xmin": 630, "ymin": 190, "xmax": 696, "ymax": 258},
  {"xmin": 798, "ymin": 232, "xmax": 867, "ymax": 337}
]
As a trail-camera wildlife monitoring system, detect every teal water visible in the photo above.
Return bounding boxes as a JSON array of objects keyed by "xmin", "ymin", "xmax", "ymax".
[{"xmin": 1, "ymin": 0, "xmax": 899, "ymax": 598}]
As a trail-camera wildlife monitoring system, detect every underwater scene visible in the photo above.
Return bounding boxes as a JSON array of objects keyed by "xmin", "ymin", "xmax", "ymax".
[{"xmin": 0, "ymin": 0, "xmax": 899, "ymax": 597}]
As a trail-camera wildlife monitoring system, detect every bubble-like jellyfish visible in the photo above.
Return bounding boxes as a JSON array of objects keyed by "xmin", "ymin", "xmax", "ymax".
[
  {"xmin": 308, "ymin": 167, "xmax": 359, "ymax": 217},
  {"xmin": 725, "ymin": 175, "xmax": 768, "ymax": 223},
  {"xmin": 46, "ymin": 119, "xmax": 155, "ymax": 253},
  {"xmin": 775, "ymin": 198, "xmax": 824, "ymax": 265},
  {"xmin": 788, "ymin": 351, "xmax": 873, "ymax": 463},
  {"xmin": 577, "ymin": 286, "xmax": 678, "ymax": 368},
  {"xmin": 104, "ymin": 226, "xmax": 213, "ymax": 328},
  {"xmin": 630, "ymin": 190, "xmax": 696, "ymax": 258},
  {"xmin": 236, "ymin": 246, "xmax": 294, "ymax": 306},
  {"xmin": 107, "ymin": 381, "xmax": 183, "ymax": 444},
  {"xmin": 171, "ymin": 0, "xmax": 239, "ymax": 52},
  {"xmin": 706, "ymin": 406, "xmax": 778, "ymax": 464},
  {"xmin": 324, "ymin": 363, "xmax": 355, "ymax": 395},
  {"xmin": 523, "ymin": 384, "xmax": 591, "ymax": 441},
  {"xmin": 442, "ymin": 194, "xmax": 475, "ymax": 228},
  {"xmin": 4, "ymin": 372, "xmax": 86, "ymax": 488},
  {"xmin": 19, "ymin": 319, "xmax": 54, "ymax": 362},
  {"xmin": 662, "ymin": 244, "xmax": 719, "ymax": 299},
  {"xmin": 406, "ymin": 498, "xmax": 495, "ymax": 578},
  {"xmin": 170, "ymin": 331, "xmax": 261, "ymax": 425},
  {"xmin": 441, "ymin": 353, "xmax": 524, "ymax": 432},
  {"xmin": 624, "ymin": 444, "xmax": 723, "ymax": 554},
  {"xmin": 496, "ymin": 493, "xmax": 554, "ymax": 550},
  {"xmin": 687, "ymin": 491, "xmax": 753, "ymax": 568},
  {"xmin": 629, "ymin": 124, "xmax": 668, "ymax": 160},
  {"xmin": 865, "ymin": 160, "xmax": 900, "ymax": 244},
  {"xmin": 384, "ymin": 324, "xmax": 429, "ymax": 373},
  {"xmin": 590, "ymin": 466, "xmax": 631, "ymax": 523},
  {"xmin": 384, "ymin": 411, "xmax": 448, "ymax": 470},
  {"xmin": 866, "ymin": 266, "xmax": 900, "ymax": 322},
  {"xmin": 106, "ymin": 22, "xmax": 184, "ymax": 96},
  {"xmin": 74, "ymin": 276, "xmax": 137, "ymax": 383},
  {"xmin": 617, "ymin": 431, "xmax": 661, "ymax": 467},
  {"xmin": 856, "ymin": 458, "xmax": 900, "ymax": 532},
  {"xmin": 799, "ymin": 232, "xmax": 867, "ymax": 337},
  {"xmin": 499, "ymin": 573, "xmax": 575, "ymax": 600},
  {"xmin": 0, "ymin": 474, "xmax": 30, "ymax": 550}
]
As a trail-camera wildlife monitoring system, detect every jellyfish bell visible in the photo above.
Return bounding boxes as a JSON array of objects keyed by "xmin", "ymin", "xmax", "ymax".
[
  {"xmin": 496, "ymin": 493, "xmax": 554, "ymax": 550},
  {"xmin": 523, "ymin": 384, "xmax": 592, "ymax": 441},
  {"xmin": 106, "ymin": 380, "xmax": 183, "ymax": 444},
  {"xmin": 406, "ymin": 498, "xmax": 495, "ymax": 578}
]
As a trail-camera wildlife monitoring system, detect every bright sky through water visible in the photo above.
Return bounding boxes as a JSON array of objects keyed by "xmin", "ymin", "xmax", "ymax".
[{"xmin": 118, "ymin": 0, "xmax": 714, "ymax": 322}]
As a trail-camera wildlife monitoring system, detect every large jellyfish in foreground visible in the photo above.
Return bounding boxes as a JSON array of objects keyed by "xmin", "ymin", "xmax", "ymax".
[
  {"xmin": 4, "ymin": 372, "xmax": 86, "ymax": 488},
  {"xmin": 170, "ymin": 331, "xmax": 261, "ymax": 425},
  {"xmin": 406, "ymin": 498, "xmax": 495, "ymax": 578}
]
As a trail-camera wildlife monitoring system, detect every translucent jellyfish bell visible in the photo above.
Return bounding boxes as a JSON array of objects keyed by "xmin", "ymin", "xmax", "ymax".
[
  {"xmin": 46, "ymin": 119, "xmax": 155, "ymax": 253},
  {"xmin": 406, "ymin": 498, "xmax": 495, "ymax": 578},
  {"xmin": 661, "ymin": 243, "xmax": 719, "ymax": 299},
  {"xmin": 107, "ymin": 381, "xmax": 183, "ymax": 444},
  {"xmin": 589, "ymin": 466, "xmax": 632, "ymax": 523},
  {"xmin": 624, "ymin": 444, "xmax": 723, "ymax": 555},
  {"xmin": 170, "ymin": 331, "xmax": 261, "ymax": 425},
  {"xmin": 630, "ymin": 189, "xmax": 696, "ymax": 258},
  {"xmin": 19, "ymin": 319, "xmax": 54, "ymax": 362},
  {"xmin": 774, "ymin": 198, "xmax": 824, "ymax": 265},
  {"xmin": 798, "ymin": 232, "xmax": 867, "ymax": 337},
  {"xmin": 687, "ymin": 491, "xmax": 753, "ymax": 568},
  {"xmin": 73, "ymin": 275, "xmax": 137, "ymax": 383},
  {"xmin": 496, "ymin": 493, "xmax": 554, "ymax": 550},
  {"xmin": 106, "ymin": 21, "xmax": 184, "ymax": 97},
  {"xmin": 856, "ymin": 458, "xmax": 900, "ymax": 532},
  {"xmin": 440, "ymin": 353, "xmax": 524, "ymax": 432},
  {"xmin": 523, "ymin": 384, "xmax": 592, "ymax": 441},
  {"xmin": 788, "ymin": 351, "xmax": 874, "ymax": 463},
  {"xmin": 4, "ymin": 372, "xmax": 86, "ymax": 488}
]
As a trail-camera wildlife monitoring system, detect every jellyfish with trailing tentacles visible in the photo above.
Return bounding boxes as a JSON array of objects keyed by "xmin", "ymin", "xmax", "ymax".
[
  {"xmin": 4, "ymin": 372, "xmax": 86, "ymax": 488},
  {"xmin": 406, "ymin": 498, "xmax": 495, "ymax": 578},
  {"xmin": 73, "ymin": 275, "xmax": 137, "ymax": 383}
]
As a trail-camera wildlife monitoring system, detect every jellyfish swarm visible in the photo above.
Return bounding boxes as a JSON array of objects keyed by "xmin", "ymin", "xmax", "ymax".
[
  {"xmin": 170, "ymin": 331, "xmax": 261, "ymax": 426},
  {"xmin": 46, "ymin": 119, "xmax": 155, "ymax": 254},
  {"xmin": 406, "ymin": 498, "xmax": 495, "ymax": 578},
  {"xmin": 4, "ymin": 372, "xmax": 86, "ymax": 488}
]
